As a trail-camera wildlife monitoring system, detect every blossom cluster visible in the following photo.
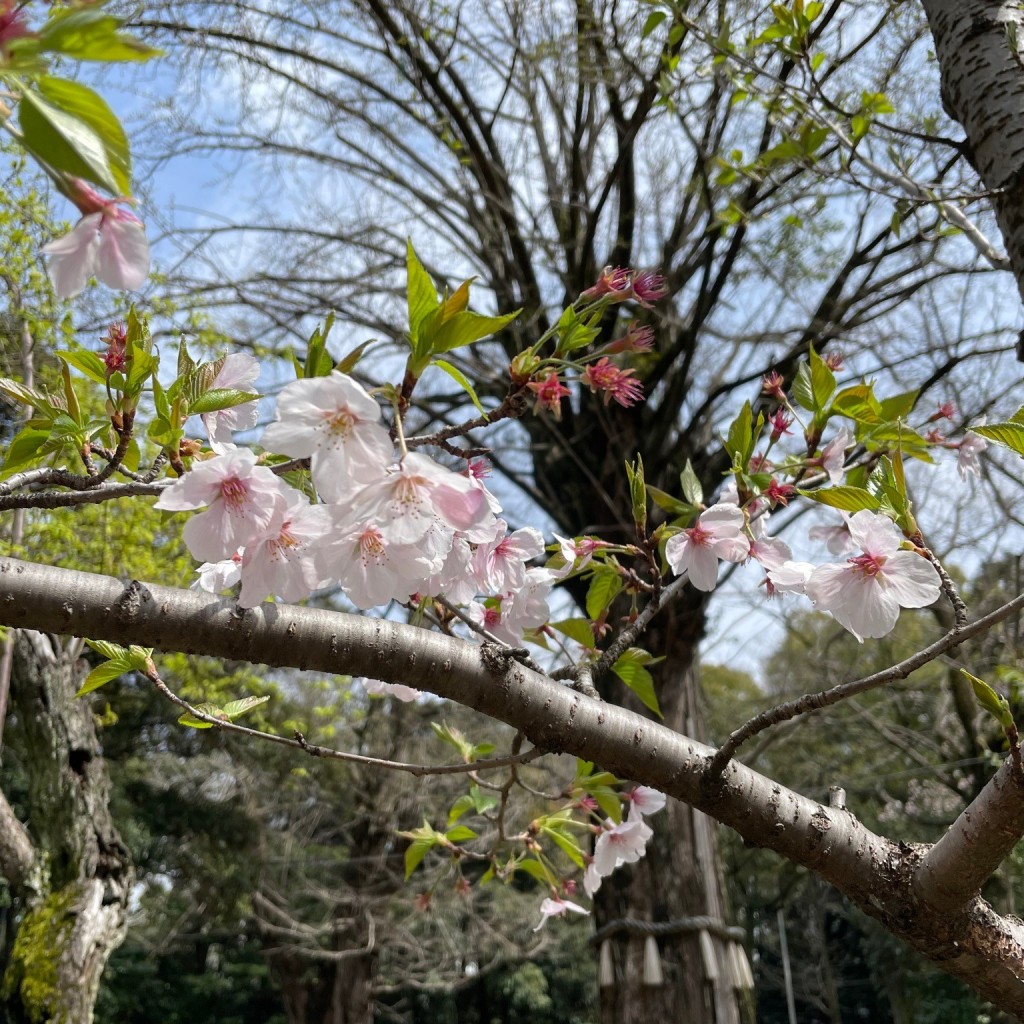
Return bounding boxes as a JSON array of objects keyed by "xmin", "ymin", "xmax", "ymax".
[{"xmin": 157, "ymin": 369, "xmax": 557, "ymax": 643}]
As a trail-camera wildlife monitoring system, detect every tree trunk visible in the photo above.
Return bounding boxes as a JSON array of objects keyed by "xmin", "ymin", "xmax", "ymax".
[
  {"xmin": 0, "ymin": 631, "xmax": 133, "ymax": 1024},
  {"xmin": 265, "ymin": 950, "xmax": 375, "ymax": 1024},
  {"xmin": 594, "ymin": 594, "xmax": 748, "ymax": 1024},
  {"xmin": 919, "ymin": 0, "xmax": 1024, "ymax": 356}
]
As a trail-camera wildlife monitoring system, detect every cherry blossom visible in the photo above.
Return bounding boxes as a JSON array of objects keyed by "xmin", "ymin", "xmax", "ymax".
[
  {"xmin": 315, "ymin": 508, "xmax": 437, "ymax": 609},
  {"xmin": 585, "ymin": 818, "xmax": 655, "ymax": 896},
  {"xmin": 765, "ymin": 560, "xmax": 814, "ymax": 598},
  {"xmin": 819, "ymin": 426, "xmax": 851, "ymax": 485},
  {"xmin": 533, "ymin": 896, "xmax": 590, "ymax": 931},
  {"xmin": 193, "ymin": 554, "xmax": 242, "ymax": 594},
  {"xmin": 201, "ymin": 353, "xmax": 260, "ymax": 453},
  {"xmin": 580, "ymin": 266, "xmax": 632, "ymax": 301},
  {"xmin": 154, "ymin": 449, "xmax": 289, "ymax": 562},
  {"xmin": 361, "ymin": 678, "xmax": 422, "ymax": 703},
  {"xmin": 43, "ymin": 180, "xmax": 150, "ymax": 298},
  {"xmin": 237, "ymin": 497, "xmax": 329, "ymax": 607},
  {"xmin": 957, "ymin": 430, "xmax": 987, "ymax": 480},
  {"xmin": 630, "ymin": 269, "xmax": 668, "ymax": 305},
  {"xmin": 551, "ymin": 534, "xmax": 607, "ymax": 579},
  {"xmin": 472, "ymin": 521, "xmax": 545, "ymax": 592},
  {"xmin": 626, "ymin": 786, "xmax": 667, "ymax": 822},
  {"xmin": 808, "ymin": 516, "xmax": 856, "ymax": 555},
  {"xmin": 260, "ymin": 371, "xmax": 393, "ymax": 501},
  {"xmin": 803, "ymin": 510, "xmax": 941, "ymax": 641},
  {"xmin": 665, "ymin": 503, "xmax": 750, "ymax": 592},
  {"xmin": 527, "ymin": 372, "xmax": 571, "ymax": 419},
  {"xmin": 501, "ymin": 568, "xmax": 555, "ymax": 641},
  {"xmin": 581, "ymin": 358, "xmax": 644, "ymax": 408},
  {"xmin": 606, "ymin": 321, "xmax": 655, "ymax": 354}
]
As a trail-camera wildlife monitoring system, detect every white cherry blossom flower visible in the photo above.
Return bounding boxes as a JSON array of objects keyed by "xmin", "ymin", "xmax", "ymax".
[
  {"xmin": 501, "ymin": 568, "xmax": 555, "ymax": 641},
  {"xmin": 957, "ymin": 430, "xmax": 987, "ymax": 480},
  {"xmin": 593, "ymin": 819, "xmax": 653, "ymax": 877},
  {"xmin": 154, "ymin": 449, "xmax": 290, "ymax": 562},
  {"xmin": 766, "ymin": 560, "xmax": 815, "ymax": 597},
  {"xmin": 361, "ymin": 678, "xmax": 421, "ymax": 703},
  {"xmin": 43, "ymin": 181, "xmax": 150, "ymax": 298},
  {"xmin": 808, "ymin": 516, "xmax": 856, "ymax": 555},
  {"xmin": 803, "ymin": 510, "xmax": 941, "ymax": 641},
  {"xmin": 201, "ymin": 353, "xmax": 260, "ymax": 453},
  {"xmin": 820, "ymin": 426, "xmax": 851, "ymax": 485},
  {"xmin": 472, "ymin": 521, "xmax": 545, "ymax": 592},
  {"xmin": 260, "ymin": 371, "xmax": 393, "ymax": 501},
  {"xmin": 533, "ymin": 896, "xmax": 589, "ymax": 931},
  {"xmin": 665, "ymin": 503, "xmax": 750, "ymax": 591},
  {"xmin": 353, "ymin": 452, "xmax": 494, "ymax": 548},
  {"xmin": 237, "ymin": 497, "xmax": 329, "ymax": 607},
  {"xmin": 627, "ymin": 787, "xmax": 667, "ymax": 822},
  {"xmin": 193, "ymin": 554, "xmax": 242, "ymax": 594},
  {"xmin": 315, "ymin": 508, "xmax": 438, "ymax": 609}
]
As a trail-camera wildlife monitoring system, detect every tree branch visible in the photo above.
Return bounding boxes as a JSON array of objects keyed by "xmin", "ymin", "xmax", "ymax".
[{"xmin": 5, "ymin": 556, "xmax": 1024, "ymax": 1009}]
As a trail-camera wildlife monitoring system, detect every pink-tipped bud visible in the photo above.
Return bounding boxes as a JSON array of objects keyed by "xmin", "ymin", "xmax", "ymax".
[
  {"xmin": 762, "ymin": 371, "xmax": 786, "ymax": 400},
  {"xmin": 630, "ymin": 269, "xmax": 668, "ymax": 306},
  {"xmin": 102, "ymin": 322, "xmax": 128, "ymax": 376}
]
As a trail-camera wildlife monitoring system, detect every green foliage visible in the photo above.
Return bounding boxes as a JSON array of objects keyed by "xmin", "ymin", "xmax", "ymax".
[{"xmin": 2, "ymin": 884, "xmax": 81, "ymax": 1022}]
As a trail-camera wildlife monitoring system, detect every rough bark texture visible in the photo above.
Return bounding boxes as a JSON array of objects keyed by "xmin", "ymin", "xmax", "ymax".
[
  {"xmin": 0, "ymin": 631, "xmax": 133, "ymax": 1024},
  {"xmin": 5, "ymin": 559, "xmax": 1024, "ymax": 1011},
  {"xmin": 920, "ymin": 0, "xmax": 1024, "ymax": 351}
]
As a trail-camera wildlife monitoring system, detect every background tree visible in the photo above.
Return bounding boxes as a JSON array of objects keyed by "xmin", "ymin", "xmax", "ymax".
[{"xmin": 120, "ymin": 2, "xmax": 1021, "ymax": 1019}]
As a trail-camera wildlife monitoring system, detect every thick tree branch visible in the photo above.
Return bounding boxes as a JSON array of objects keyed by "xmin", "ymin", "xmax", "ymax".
[
  {"xmin": 914, "ymin": 757, "xmax": 1024, "ymax": 913},
  {"xmin": 4, "ymin": 556, "xmax": 1024, "ymax": 1009},
  {"xmin": 0, "ymin": 785, "xmax": 36, "ymax": 891}
]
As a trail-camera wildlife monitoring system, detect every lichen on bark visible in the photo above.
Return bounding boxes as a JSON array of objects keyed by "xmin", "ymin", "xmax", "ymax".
[{"xmin": 2, "ymin": 884, "xmax": 81, "ymax": 1024}]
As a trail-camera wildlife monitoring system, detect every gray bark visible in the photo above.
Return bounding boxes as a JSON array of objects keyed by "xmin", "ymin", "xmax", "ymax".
[
  {"xmin": 3, "ymin": 558, "xmax": 1024, "ymax": 1012},
  {"xmin": 920, "ymin": 0, "xmax": 1024, "ymax": 356},
  {"xmin": 0, "ymin": 630, "xmax": 133, "ymax": 1024}
]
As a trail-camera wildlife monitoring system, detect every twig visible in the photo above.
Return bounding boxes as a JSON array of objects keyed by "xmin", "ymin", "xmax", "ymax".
[
  {"xmin": 706, "ymin": 591, "xmax": 1024, "ymax": 778},
  {"xmin": 144, "ymin": 666, "xmax": 544, "ymax": 777}
]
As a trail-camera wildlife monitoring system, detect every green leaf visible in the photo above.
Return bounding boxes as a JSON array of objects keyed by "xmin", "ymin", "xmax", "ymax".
[
  {"xmin": 37, "ymin": 76, "xmax": 132, "ymax": 194},
  {"xmin": 972, "ymin": 422, "xmax": 1024, "ymax": 458},
  {"xmin": 808, "ymin": 346, "xmax": 836, "ymax": 409},
  {"xmin": 515, "ymin": 858, "xmax": 552, "ymax": 885},
  {"xmin": 0, "ymin": 376, "xmax": 55, "ymax": 413},
  {"xmin": 470, "ymin": 784, "xmax": 497, "ymax": 815},
  {"xmin": 188, "ymin": 388, "xmax": 257, "ymax": 416},
  {"xmin": 725, "ymin": 401, "xmax": 753, "ymax": 463},
  {"xmin": 222, "ymin": 695, "xmax": 270, "ymax": 720},
  {"xmin": 586, "ymin": 567, "xmax": 623, "ymax": 620},
  {"xmin": 447, "ymin": 794, "xmax": 475, "ymax": 826},
  {"xmin": 404, "ymin": 836, "xmax": 437, "ymax": 879},
  {"xmin": 791, "ymin": 362, "xmax": 815, "ymax": 411},
  {"xmin": 37, "ymin": 7, "xmax": 162, "ymax": 63},
  {"xmin": 19, "ymin": 85, "xmax": 118, "ymax": 194},
  {"xmin": 57, "ymin": 348, "xmax": 108, "ymax": 385},
  {"xmin": 878, "ymin": 389, "xmax": 919, "ymax": 421},
  {"xmin": 2, "ymin": 428, "xmax": 49, "ymax": 475},
  {"xmin": 642, "ymin": 10, "xmax": 667, "ymax": 37},
  {"xmin": 76, "ymin": 660, "xmax": 130, "ymax": 697},
  {"xmin": 962, "ymin": 669, "xmax": 1015, "ymax": 730},
  {"xmin": 445, "ymin": 825, "xmax": 478, "ymax": 843},
  {"xmin": 428, "ymin": 309, "xmax": 521, "ymax": 355},
  {"xmin": 612, "ymin": 649, "xmax": 662, "ymax": 717},
  {"xmin": 407, "ymin": 240, "xmax": 439, "ymax": 349},
  {"xmin": 625, "ymin": 456, "xmax": 647, "ymax": 531},
  {"xmin": 831, "ymin": 384, "xmax": 882, "ymax": 423},
  {"xmin": 431, "ymin": 358, "xmax": 486, "ymax": 414},
  {"xmin": 589, "ymin": 785, "xmax": 623, "ymax": 823},
  {"xmin": 336, "ymin": 338, "xmax": 377, "ymax": 375},
  {"xmin": 177, "ymin": 702, "xmax": 224, "ymax": 728},
  {"xmin": 550, "ymin": 619, "xmax": 596, "ymax": 648},
  {"xmin": 431, "ymin": 721, "xmax": 474, "ymax": 762},
  {"xmin": 555, "ymin": 307, "xmax": 601, "ymax": 355},
  {"xmin": 1009, "ymin": 405, "xmax": 1024, "ymax": 426},
  {"xmin": 646, "ymin": 485, "xmax": 694, "ymax": 518},
  {"xmin": 303, "ymin": 314, "xmax": 335, "ymax": 378},
  {"xmin": 798, "ymin": 485, "xmax": 880, "ymax": 513},
  {"xmin": 543, "ymin": 827, "xmax": 585, "ymax": 868},
  {"xmin": 679, "ymin": 460, "xmax": 703, "ymax": 505},
  {"xmin": 85, "ymin": 639, "xmax": 127, "ymax": 662}
]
